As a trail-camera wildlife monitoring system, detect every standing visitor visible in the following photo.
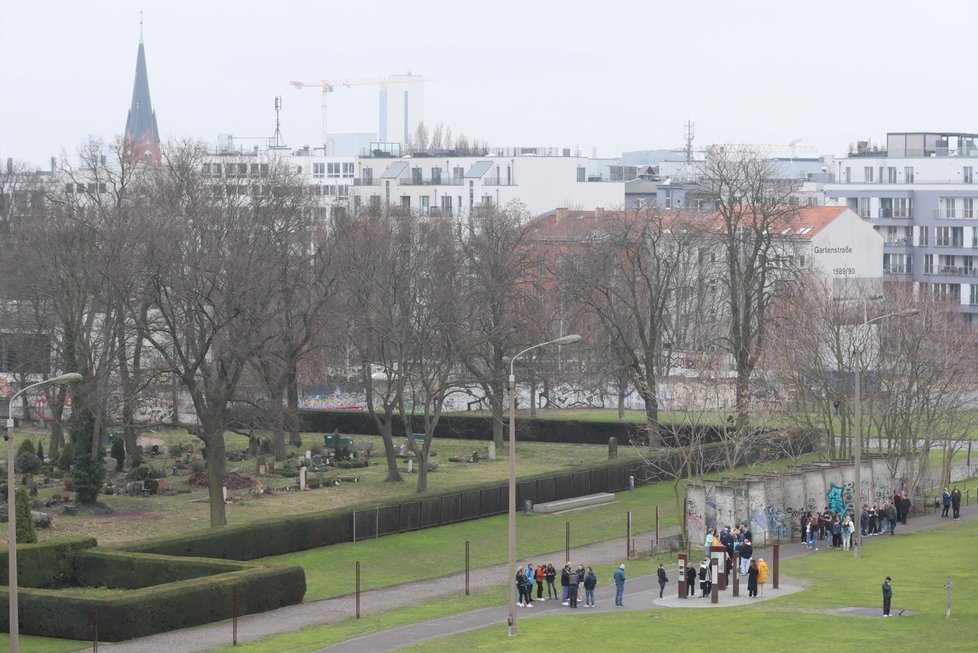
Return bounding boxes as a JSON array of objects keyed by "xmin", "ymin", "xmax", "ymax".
[
  {"xmin": 567, "ymin": 562, "xmax": 580, "ymax": 608},
  {"xmin": 841, "ymin": 513, "xmax": 854, "ymax": 551},
  {"xmin": 747, "ymin": 560, "xmax": 759, "ymax": 598},
  {"xmin": 882, "ymin": 576, "xmax": 893, "ymax": 617},
  {"xmin": 951, "ymin": 487, "xmax": 962, "ymax": 520},
  {"xmin": 698, "ymin": 560, "xmax": 709, "ymax": 598},
  {"xmin": 545, "ymin": 562, "xmax": 558, "ymax": 599},
  {"xmin": 657, "ymin": 563, "xmax": 668, "ymax": 598},
  {"xmin": 535, "ymin": 562, "xmax": 546, "ymax": 601},
  {"xmin": 614, "ymin": 563, "xmax": 626, "ymax": 606},
  {"xmin": 738, "ymin": 539, "xmax": 753, "ymax": 575},
  {"xmin": 704, "ymin": 527, "xmax": 715, "ymax": 558},
  {"xmin": 523, "ymin": 564, "xmax": 535, "ymax": 606},
  {"xmin": 516, "ymin": 567, "xmax": 528, "ymax": 607},
  {"xmin": 685, "ymin": 563, "xmax": 698, "ymax": 597},
  {"xmin": 583, "ymin": 566, "xmax": 597, "ymax": 607},
  {"xmin": 942, "ymin": 487, "xmax": 951, "ymax": 518},
  {"xmin": 886, "ymin": 502, "xmax": 897, "ymax": 536},
  {"xmin": 805, "ymin": 516, "xmax": 818, "ymax": 550},
  {"xmin": 560, "ymin": 564, "xmax": 570, "ymax": 604},
  {"xmin": 756, "ymin": 557, "xmax": 769, "ymax": 596}
]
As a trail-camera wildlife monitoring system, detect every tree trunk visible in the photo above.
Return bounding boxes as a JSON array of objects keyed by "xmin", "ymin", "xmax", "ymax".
[
  {"xmin": 618, "ymin": 384, "xmax": 625, "ymax": 421},
  {"xmin": 203, "ymin": 431, "xmax": 228, "ymax": 527},
  {"xmin": 380, "ymin": 421, "xmax": 402, "ymax": 483},
  {"xmin": 416, "ymin": 452, "xmax": 428, "ymax": 492},
  {"xmin": 287, "ymin": 366, "xmax": 302, "ymax": 447},
  {"xmin": 272, "ymin": 428, "xmax": 287, "ymax": 461},
  {"xmin": 490, "ymin": 381, "xmax": 504, "ymax": 450},
  {"xmin": 735, "ymin": 366, "xmax": 751, "ymax": 430}
]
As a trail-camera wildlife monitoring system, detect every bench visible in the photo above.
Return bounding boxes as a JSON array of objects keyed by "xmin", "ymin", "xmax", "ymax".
[{"xmin": 532, "ymin": 493, "xmax": 616, "ymax": 514}]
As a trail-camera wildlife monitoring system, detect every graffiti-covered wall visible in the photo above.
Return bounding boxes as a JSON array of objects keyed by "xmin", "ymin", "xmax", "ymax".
[{"xmin": 685, "ymin": 455, "xmax": 920, "ymax": 544}]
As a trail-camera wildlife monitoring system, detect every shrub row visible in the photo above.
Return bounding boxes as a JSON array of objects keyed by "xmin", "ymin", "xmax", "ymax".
[
  {"xmin": 300, "ymin": 409, "xmax": 797, "ymax": 448},
  {"xmin": 0, "ymin": 564, "xmax": 306, "ymax": 641},
  {"xmin": 0, "ymin": 537, "xmax": 97, "ymax": 588},
  {"xmin": 75, "ymin": 550, "xmax": 252, "ymax": 589}
]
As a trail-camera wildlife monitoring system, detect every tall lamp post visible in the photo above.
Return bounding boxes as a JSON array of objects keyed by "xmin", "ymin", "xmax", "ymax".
[
  {"xmin": 508, "ymin": 334, "xmax": 581, "ymax": 637},
  {"xmin": 852, "ymin": 310, "xmax": 916, "ymax": 559},
  {"xmin": 6, "ymin": 372, "xmax": 82, "ymax": 652}
]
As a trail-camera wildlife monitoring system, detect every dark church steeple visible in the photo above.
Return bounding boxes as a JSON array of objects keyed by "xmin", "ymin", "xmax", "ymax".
[{"xmin": 124, "ymin": 17, "xmax": 160, "ymax": 163}]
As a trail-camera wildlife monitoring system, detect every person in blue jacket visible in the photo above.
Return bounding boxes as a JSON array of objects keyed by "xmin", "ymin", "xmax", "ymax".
[
  {"xmin": 583, "ymin": 566, "xmax": 597, "ymax": 607},
  {"xmin": 613, "ymin": 563, "xmax": 626, "ymax": 606}
]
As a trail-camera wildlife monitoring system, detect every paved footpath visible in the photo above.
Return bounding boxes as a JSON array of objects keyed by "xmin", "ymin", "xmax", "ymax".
[{"xmin": 84, "ymin": 507, "xmax": 973, "ymax": 653}]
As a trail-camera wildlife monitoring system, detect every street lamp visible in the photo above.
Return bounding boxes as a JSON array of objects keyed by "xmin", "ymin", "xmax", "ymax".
[
  {"xmin": 852, "ymin": 310, "xmax": 917, "ymax": 559},
  {"xmin": 6, "ymin": 372, "xmax": 82, "ymax": 652},
  {"xmin": 507, "ymin": 334, "xmax": 581, "ymax": 637}
]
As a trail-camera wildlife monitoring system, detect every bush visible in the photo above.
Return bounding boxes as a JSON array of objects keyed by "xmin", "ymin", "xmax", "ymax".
[
  {"xmin": 15, "ymin": 452, "xmax": 43, "ymax": 474},
  {"xmin": 36, "ymin": 442, "xmax": 44, "ymax": 462},
  {"xmin": 129, "ymin": 465, "xmax": 151, "ymax": 481},
  {"xmin": 309, "ymin": 443, "xmax": 324, "ymax": 456},
  {"xmin": 338, "ymin": 459, "xmax": 369, "ymax": 469},
  {"xmin": 15, "ymin": 487, "xmax": 37, "ymax": 544},
  {"xmin": 57, "ymin": 442, "xmax": 74, "ymax": 471},
  {"xmin": 110, "ymin": 439, "xmax": 126, "ymax": 471},
  {"xmin": 16, "ymin": 438, "xmax": 36, "ymax": 457}
]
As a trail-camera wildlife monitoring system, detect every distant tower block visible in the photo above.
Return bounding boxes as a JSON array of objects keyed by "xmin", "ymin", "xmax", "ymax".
[{"xmin": 379, "ymin": 74, "xmax": 425, "ymax": 143}]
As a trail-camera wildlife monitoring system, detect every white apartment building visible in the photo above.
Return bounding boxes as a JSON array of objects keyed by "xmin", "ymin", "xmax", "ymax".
[
  {"xmin": 201, "ymin": 139, "xmax": 625, "ymax": 221},
  {"xmin": 825, "ymin": 131, "xmax": 978, "ymax": 321}
]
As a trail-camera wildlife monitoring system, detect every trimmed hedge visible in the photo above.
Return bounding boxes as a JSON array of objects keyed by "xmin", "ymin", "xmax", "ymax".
[
  {"xmin": 0, "ymin": 537, "xmax": 97, "ymax": 588},
  {"xmin": 75, "ymin": 550, "xmax": 253, "ymax": 589},
  {"xmin": 0, "ymin": 564, "xmax": 306, "ymax": 641},
  {"xmin": 299, "ymin": 410, "xmax": 736, "ymax": 446}
]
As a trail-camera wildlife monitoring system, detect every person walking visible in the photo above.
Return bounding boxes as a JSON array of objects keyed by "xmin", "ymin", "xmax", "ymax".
[
  {"xmin": 567, "ymin": 562, "xmax": 581, "ymax": 608},
  {"xmin": 657, "ymin": 563, "xmax": 668, "ymax": 599},
  {"xmin": 747, "ymin": 560, "xmax": 759, "ymax": 598},
  {"xmin": 882, "ymin": 576, "xmax": 893, "ymax": 616},
  {"xmin": 545, "ymin": 562, "xmax": 558, "ymax": 599},
  {"xmin": 951, "ymin": 487, "xmax": 962, "ymax": 520},
  {"xmin": 614, "ymin": 563, "xmax": 626, "ymax": 606},
  {"xmin": 942, "ymin": 487, "xmax": 951, "ymax": 518},
  {"xmin": 756, "ymin": 557, "xmax": 769, "ymax": 596},
  {"xmin": 583, "ymin": 566, "xmax": 597, "ymax": 607}
]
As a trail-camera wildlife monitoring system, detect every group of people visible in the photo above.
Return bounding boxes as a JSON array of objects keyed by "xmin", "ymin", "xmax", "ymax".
[
  {"xmin": 515, "ymin": 562, "xmax": 628, "ymax": 608},
  {"xmin": 704, "ymin": 524, "xmax": 755, "ymax": 572},
  {"xmin": 802, "ymin": 509, "xmax": 856, "ymax": 550},
  {"xmin": 516, "ymin": 562, "xmax": 606, "ymax": 608},
  {"xmin": 941, "ymin": 487, "xmax": 963, "ymax": 519},
  {"xmin": 683, "ymin": 554, "xmax": 768, "ymax": 598}
]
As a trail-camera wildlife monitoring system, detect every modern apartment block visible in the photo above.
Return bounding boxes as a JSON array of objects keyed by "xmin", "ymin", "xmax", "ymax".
[{"xmin": 825, "ymin": 131, "xmax": 978, "ymax": 321}]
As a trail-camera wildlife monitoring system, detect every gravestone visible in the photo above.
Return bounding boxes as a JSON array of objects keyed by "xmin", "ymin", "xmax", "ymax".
[
  {"xmin": 299, "ymin": 466, "xmax": 307, "ymax": 490},
  {"xmin": 608, "ymin": 437, "xmax": 618, "ymax": 460},
  {"xmin": 256, "ymin": 455, "xmax": 267, "ymax": 476},
  {"xmin": 407, "ymin": 459, "xmax": 414, "ymax": 474},
  {"xmin": 487, "ymin": 442, "xmax": 496, "ymax": 461}
]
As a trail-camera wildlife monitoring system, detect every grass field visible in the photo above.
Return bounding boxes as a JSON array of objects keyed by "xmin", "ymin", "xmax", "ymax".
[{"xmin": 395, "ymin": 520, "xmax": 978, "ymax": 653}]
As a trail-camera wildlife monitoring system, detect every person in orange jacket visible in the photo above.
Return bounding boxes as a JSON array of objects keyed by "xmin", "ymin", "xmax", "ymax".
[{"xmin": 756, "ymin": 557, "xmax": 769, "ymax": 596}]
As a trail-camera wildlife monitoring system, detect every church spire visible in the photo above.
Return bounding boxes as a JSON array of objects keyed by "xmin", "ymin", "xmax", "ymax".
[{"xmin": 124, "ymin": 15, "xmax": 160, "ymax": 163}]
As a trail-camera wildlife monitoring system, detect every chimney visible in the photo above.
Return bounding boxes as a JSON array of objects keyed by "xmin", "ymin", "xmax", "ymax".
[{"xmin": 555, "ymin": 208, "xmax": 568, "ymax": 222}]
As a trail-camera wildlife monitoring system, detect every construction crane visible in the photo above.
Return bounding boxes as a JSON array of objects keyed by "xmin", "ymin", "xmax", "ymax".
[{"xmin": 289, "ymin": 75, "xmax": 428, "ymax": 148}]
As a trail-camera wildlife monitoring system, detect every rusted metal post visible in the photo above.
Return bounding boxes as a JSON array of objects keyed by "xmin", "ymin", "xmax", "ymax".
[
  {"xmin": 465, "ymin": 540, "xmax": 470, "ymax": 596},
  {"xmin": 678, "ymin": 553, "xmax": 687, "ymax": 599},
  {"xmin": 356, "ymin": 561, "xmax": 361, "ymax": 619},
  {"xmin": 232, "ymin": 587, "xmax": 238, "ymax": 646},
  {"xmin": 626, "ymin": 511, "xmax": 632, "ymax": 559},
  {"xmin": 732, "ymin": 552, "xmax": 740, "ymax": 597},
  {"xmin": 773, "ymin": 544, "xmax": 780, "ymax": 590}
]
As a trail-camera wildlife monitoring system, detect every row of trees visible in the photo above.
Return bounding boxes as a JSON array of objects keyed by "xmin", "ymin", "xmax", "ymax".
[{"xmin": 1, "ymin": 142, "xmax": 972, "ymax": 528}]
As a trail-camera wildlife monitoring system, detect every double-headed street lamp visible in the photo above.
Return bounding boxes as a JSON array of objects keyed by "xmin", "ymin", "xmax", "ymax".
[
  {"xmin": 507, "ymin": 334, "xmax": 581, "ymax": 637},
  {"xmin": 852, "ymin": 310, "xmax": 917, "ymax": 559},
  {"xmin": 6, "ymin": 372, "xmax": 82, "ymax": 653}
]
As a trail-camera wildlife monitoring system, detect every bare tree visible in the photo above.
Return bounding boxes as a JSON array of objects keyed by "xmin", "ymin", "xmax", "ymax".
[
  {"xmin": 136, "ymin": 142, "xmax": 302, "ymax": 526},
  {"xmin": 413, "ymin": 122, "xmax": 429, "ymax": 153},
  {"xmin": 456, "ymin": 203, "xmax": 536, "ymax": 449},
  {"xmin": 430, "ymin": 123, "xmax": 444, "ymax": 151},
  {"xmin": 698, "ymin": 147, "xmax": 802, "ymax": 430},
  {"xmin": 557, "ymin": 208, "xmax": 705, "ymax": 444}
]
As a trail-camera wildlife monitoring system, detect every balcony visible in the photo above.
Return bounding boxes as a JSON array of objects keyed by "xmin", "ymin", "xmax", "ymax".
[
  {"xmin": 883, "ymin": 237, "xmax": 910, "ymax": 246},
  {"xmin": 934, "ymin": 240, "xmax": 965, "ymax": 248},
  {"xmin": 933, "ymin": 209, "xmax": 976, "ymax": 219},
  {"xmin": 353, "ymin": 178, "xmax": 379, "ymax": 186},
  {"xmin": 883, "ymin": 265, "xmax": 910, "ymax": 274},
  {"xmin": 482, "ymin": 177, "xmax": 518, "ymax": 186},
  {"xmin": 922, "ymin": 265, "xmax": 974, "ymax": 276},
  {"xmin": 877, "ymin": 208, "xmax": 912, "ymax": 219},
  {"xmin": 399, "ymin": 177, "xmax": 464, "ymax": 186}
]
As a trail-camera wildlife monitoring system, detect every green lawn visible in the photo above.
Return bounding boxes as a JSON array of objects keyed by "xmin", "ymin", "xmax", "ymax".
[
  {"xmin": 0, "ymin": 634, "xmax": 86, "ymax": 653},
  {"xmin": 398, "ymin": 520, "xmax": 978, "ymax": 652}
]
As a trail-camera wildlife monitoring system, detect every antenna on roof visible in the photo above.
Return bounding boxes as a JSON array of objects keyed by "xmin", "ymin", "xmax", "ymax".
[
  {"xmin": 271, "ymin": 96, "xmax": 287, "ymax": 149},
  {"xmin": 684, "ymin": 120, "xmax": 695, "ymax": 165}
]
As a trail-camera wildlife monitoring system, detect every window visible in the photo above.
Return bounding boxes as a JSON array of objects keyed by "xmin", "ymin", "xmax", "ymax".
[
  {"xmin": 924, "ymin": 254, "xmax": 934, "ymax": 274},
  {"xmin": 965, "ymin": 166, "xmax": 974, "ymax": 184},
  {"xmin": 970, "ymin": 284, "xmax": 978, "ymax": 305},
  {"xmin": 664, "ymin": 191, "xmax": 672, "ymax": 209},
  {"xmin": 577, "ymin": 166, "xmax": 586, "ymax": 182},
  {"xmin": 878, "ymin": 166, "xmax": 885, "ymax": 183},
  {"xmin": 936, "ymin": 226, "xmax": 964, "ymax": 247},
  {"xmin": 313, "ymin": 163, "xmax": 325, "ymax": 179},
  {"xmin": 904, "ymin": 166, "xmax": 914, "ymax": 183},
  {"xmin": 337, "ymin": 185, "xmax": 349, "ymax": 198},
  {"xmin": 887, "ymin": 167, "xmax": 897, "ymax": 183},
  {"xmin": 342, "ymin": 162, "xmax": 354, "ymax": 178},
  {"xmin": 327, "ymin": 163, "xmax": 341, "ymax": 178},
  {"xmin": 844, "ymin": 167, "xmax": 851, "ymax": 183},
  {"xmin": 965, "ymin": 198, "xmax": 974, "ymax": 219},
  {"xmin": 431, "ymin": 168, "xmax": 442, "ymax": 184},
  {"xmin": 919, "ymin": 226, "xmax": 929, "ymax": 246},
  {"xmin": 864, "ymin": 167, "xmax": 874, "ymax": 182},
  {"xmin": 401, "ymin": 196, "xmax": 411, "ymax": 211},
  {"xmin": 420, "ymin": 195, "xmax": 430, "ymax": 215},
  {"xmin": 412, "ymin": 167, "xmax": 422, "ymax": 184},
  {"xmin": 441, "ymin": 195, "xmax": 453, "ymax": 215},
  {"xmin": 943, "ymin": 198, "xmax": 957, "ymax": 219},
  {"xmin": 453, "ymin": 166, "xmax": 464, "ymax": 179}
]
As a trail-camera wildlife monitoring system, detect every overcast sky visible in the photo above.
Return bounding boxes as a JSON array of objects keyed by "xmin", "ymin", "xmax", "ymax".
[{"xmin": 2, "ymin": 0, "xmax": 974, "ymax": 167}]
